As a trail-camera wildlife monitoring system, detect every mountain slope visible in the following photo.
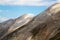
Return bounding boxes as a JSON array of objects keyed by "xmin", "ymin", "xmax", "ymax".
[
  {"xmin": 0, "ymin": 14, "xmax": 35, "ymax": 39},
  {"xmin": 0, "ymin": 3, "xmax": 60, "ymax": 40}
]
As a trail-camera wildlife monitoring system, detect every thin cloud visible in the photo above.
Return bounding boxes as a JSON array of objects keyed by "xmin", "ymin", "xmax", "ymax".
[
  {"xmin": 57, "ymin": 0, "xmax": 60, "ymax": 2},
  {"xmin": 0, "ymin": 16, "xmax": 9, "ymax": 23},
  {"xmin": 0, "ymin": 0, "xmax": 60, "ymax": 6}
]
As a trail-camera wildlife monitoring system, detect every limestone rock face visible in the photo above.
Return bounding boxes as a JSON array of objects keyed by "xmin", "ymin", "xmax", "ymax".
[{"xmin": 0, "ymin": 3, "xmax": 60, "ymax": 40}]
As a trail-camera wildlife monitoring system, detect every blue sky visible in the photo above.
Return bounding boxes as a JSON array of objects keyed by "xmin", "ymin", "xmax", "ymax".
[
  {"xmin": 0, "ymin": 0, "xmax": 60, "ymax": 22},
  {"xmin": 0, "ymin": 5, "xmax": 47, "ymax": 18}
]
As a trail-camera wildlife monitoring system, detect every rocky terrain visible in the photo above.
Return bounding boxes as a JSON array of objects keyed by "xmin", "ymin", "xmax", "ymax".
[{"xmin": 0, "ymin": 3, "xmax": 60, "ymax": 40}]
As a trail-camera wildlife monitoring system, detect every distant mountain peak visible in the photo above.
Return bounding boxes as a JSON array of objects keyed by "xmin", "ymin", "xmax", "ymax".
[
  {"xmin": 0, "ymin": 14, "xmax": 35, "ymax": 38},
  {"xmin": 8, "ymin": 14, "xmax": 35, "ymax": 33},
  {"xmin": 15, "ymin": 14, "xmax": 35, "ymax": 21}
]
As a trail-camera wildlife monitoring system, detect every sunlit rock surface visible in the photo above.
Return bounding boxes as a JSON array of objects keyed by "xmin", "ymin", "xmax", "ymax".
[{"xmin": 0, "ymin": 3, "xmax": 60, "ymax": 40}]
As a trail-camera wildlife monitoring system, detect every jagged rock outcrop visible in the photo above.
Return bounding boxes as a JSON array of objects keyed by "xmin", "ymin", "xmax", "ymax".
[{"xmin": 0, "ymin": 3, "xmax": 60, "ymax": 40}]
